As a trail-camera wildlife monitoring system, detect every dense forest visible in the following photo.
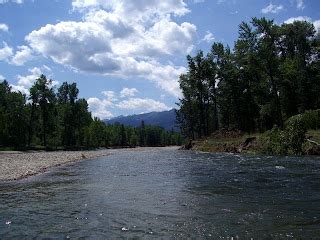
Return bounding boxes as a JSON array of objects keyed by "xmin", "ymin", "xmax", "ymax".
[
  {"xmin": 0, "ymin": 76, "xmax": 182, "ymax": 150},
  {"xmin": 177, "ymin": 18, "xmax": 320, "ymax": 139}
]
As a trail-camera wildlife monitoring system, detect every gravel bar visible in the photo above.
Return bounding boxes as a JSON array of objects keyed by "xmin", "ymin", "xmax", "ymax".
[{"xmin": 0, "ymin": 150, "xmax": 110, "ymax": 181}]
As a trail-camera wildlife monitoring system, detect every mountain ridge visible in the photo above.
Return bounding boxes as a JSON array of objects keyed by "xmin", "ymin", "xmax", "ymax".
[{"xmin": 105, "ymin": 109, "xmax": 179, "ymax": 131}]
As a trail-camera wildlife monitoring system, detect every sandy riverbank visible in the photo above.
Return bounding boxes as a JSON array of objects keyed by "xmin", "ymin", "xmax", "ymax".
[{"xmin": 0, "ymin": 150, "xmax": 110, "ymax": 182}]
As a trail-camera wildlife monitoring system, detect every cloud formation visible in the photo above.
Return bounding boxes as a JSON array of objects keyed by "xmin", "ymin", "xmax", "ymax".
[
  {"xmin": 284, "ymin": 16, "xmax": 311, "ymax": 24},
  {"xmin": 0, "ymin": 42, "xmax": 13, "ymax": 61},
  {"xmin": 314, "ymin": 20, "xmax": 320, "ymax": 34},
  {"xmin": 202, "ymin": 31, "xmax": 215, "ymax": 43},
  {"xmin": 0, "ymin": 0, "xmax": 23, "ymax": 4},
  {"xmin": 11, "ymin": 45, "xmax": 34, "ymax": 66},
  {"xmin": 87, "ymin": 97, "xmax": 114, "ymax": 119},
  {"xmin": 296, "ymin": 0, "xmax": 305, "ymax": 10},
  {"xmin": 0, "ymin": 23, "xmax": 9, "ymax": 32},
  {"xmin": 71, "ymin": 0, "xmax": 190, "ymax": 18},
  {"xmin": 261, "ymin": 3, "xmax": 284, "ymax": 14},
  {"xmin": 116, "ymin": 98, "xmax": 170, "ymax": 112},
  {"xmin": 10, "ymin": 66, "xmax": 55, "ymax": 95},
  {"xmin": 284, "ymin": 16, "xmax": 320, "ymax": 35},
  {"xmin": 120, "ymin": 88, "xmax": 138, "ymax": 98},
  {"xmin": 23, "ymin": 0, "xmax": 196, "ymax": 97},
  {"xmin": 88, "ymin": 87, "xmax": 170, "ymax": 119}
]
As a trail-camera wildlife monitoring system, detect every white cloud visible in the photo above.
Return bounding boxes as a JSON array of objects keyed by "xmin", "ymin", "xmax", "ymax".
[
  {"xmin": 284, "ymin": 16, "xmax": 312, "ymax": 24},
  {"xmin": 71, "ymin": 0, "xmax": 190, "ymax": 19},
  {"xmin": 138, "ymin": 18, "xmax": 196, "ymax": 56},
  {"xmin": 26, "ymin": 21, "xmax": 115, "ymax": 74},
  {"xmin": 23, "ymin": 0, "xmax": 195, "ymax": 97},
  {"xmin": 216, "ymin": 0, "xmax": 236, "ymax": 4},
  {"xmin": 88, "ymin": 88, "xmax": 170, "ymax": 119},
  {"xmin": 17, "ymin": 67, "xmax": 42, "ymax": 88},
  {"xmin": 42, "ymin": 65, "xmax": 51, "ymax": 72},
  {"xmin": 0, "ymin": 42, "xmax": 13, "ymax": 61},
  {"xmin": 0, "ymin": 23, "xmax": 8, "ymax": 32},
  {"xmin": 10, "ymin": 84, "xmax": 29, "ymax": 95},
  {"xmin": 120, "ymin": 88, "xmax": 138, "ymax": 98},
  {"xmin": 202, "ymin": 31, "xmax": 215, "ymax": 43},
  {"xmin": 87, "ymin": 97, "xmax": 114, "ymax": 119},
  {"xmin": 314, "ymin": 20, "xmax": 320, "ymax": 34},
  {"xmin": 261, "ymin": 3, "xmax": 284, "ymax": 14},
  {"xmin": 101, "ymin": 90, "xmax": 117, "ymax": 101},
  {"xmin": 11, "ymin": 45, "xmax": 34, "ymax": 66},
  {"xmin": 116, "ymin": 98, "xmax": 170, "ymax": 112},
  {"xmin": 284, "ymin": 16, "xmax": 320, "ymax": 34},
  {"xmin": 0, "ymin": 43, "xmax": 35, "ymax": 66},
  {"xmin": 10, "ymin": 66, "xmax": 54, "ymax": 95},
  {"xmin": 0, "ymin": 0, "xmax": 24, "ymax": 4},
  {"xmin": 296, "ymin": 0, "xmax": 305, "ymax": 10},
  {"xmin": 0, "ymin": 74, "xmax": 5, "ymax": 81},
  {"xmin": 117, "ymin": 58, "xmax": 184, "ymax": 97}
]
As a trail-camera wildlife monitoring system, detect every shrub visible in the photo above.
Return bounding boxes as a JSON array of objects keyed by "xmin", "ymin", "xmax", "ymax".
[
  {"xmin": 284, "ymin": 114, "xmax": 306, "ymax": 155},
  {"xmin": 300, "ymin": 109, "xmax": 320, "ymax": 130},
  {"xmin": 262, "ymin": 114, "xmax": 307, "ymax": 155},
  {"xmin": 261, "ymin": 126, "xmax": 286, "ymax": 155}
]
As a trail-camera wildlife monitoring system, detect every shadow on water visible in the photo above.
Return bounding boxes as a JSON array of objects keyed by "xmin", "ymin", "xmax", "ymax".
[{"xmin": 0, "ymin": 148, "xmax": 320, "ymax": 239}]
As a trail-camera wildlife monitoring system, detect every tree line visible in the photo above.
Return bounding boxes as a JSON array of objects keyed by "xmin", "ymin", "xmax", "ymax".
[
  {"xmin": 0, "ymin": 75, "xmax": 182, "ymax": 150},
  {"xmin": 177, "ymin": 17, "xmax": 320, "ymax": 139}
]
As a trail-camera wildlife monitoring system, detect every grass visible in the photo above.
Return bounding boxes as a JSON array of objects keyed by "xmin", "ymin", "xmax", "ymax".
[
  {"xmin": 192, "ymin": 130, "xmax": 320, "ymax": 155},
  {"xmin": 192, "ymin": 133, "xmax": 262, "ymax": 153},
  {"xmin": 307, "ymin": 130, "xmax": 320, "ymax": 143},
  {"xmin": 0, "ymin": 146, "xmax": 15, "ymax": 151}
]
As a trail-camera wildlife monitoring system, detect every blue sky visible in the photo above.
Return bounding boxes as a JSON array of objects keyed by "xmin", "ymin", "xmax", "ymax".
[{"xmin": 0, "ymin": 0, "xmax": 319, "ymax": 119}]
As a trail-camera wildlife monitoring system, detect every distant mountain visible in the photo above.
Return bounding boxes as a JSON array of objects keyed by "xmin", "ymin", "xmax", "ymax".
[{"xmin": 105, "ymin": 109, "xmax": 179, "ymax": 131}]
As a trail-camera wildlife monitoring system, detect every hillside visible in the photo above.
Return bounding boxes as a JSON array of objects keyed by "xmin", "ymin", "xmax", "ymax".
[{"xmin": 105, "ymin": 109, "xmax": 179, "ymax": 131}]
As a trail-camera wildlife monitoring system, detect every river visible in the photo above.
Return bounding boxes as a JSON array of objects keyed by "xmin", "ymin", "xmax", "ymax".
[{"xmin": 0, "ymin": 147, "xmax": 319, "ymax": 239}]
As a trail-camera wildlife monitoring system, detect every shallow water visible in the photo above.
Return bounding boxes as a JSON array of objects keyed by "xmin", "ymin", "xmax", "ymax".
[{"xmin": 0, "ymin": 148, "xmax": 320, "ymax": 239}]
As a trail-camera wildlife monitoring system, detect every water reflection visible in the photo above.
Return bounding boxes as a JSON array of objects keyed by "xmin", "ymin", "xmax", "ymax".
[{"xmin": 0, "ymin": 148, "xmax": 319, "ymax": 239}]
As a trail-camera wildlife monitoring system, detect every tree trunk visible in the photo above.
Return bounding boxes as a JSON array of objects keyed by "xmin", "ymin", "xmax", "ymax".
[
  {"xmin": 28, "ymin": 105, "xmax": 35, "ymax": 147},
  {"xmin": 42, "ymin": 105, "xmax": 47, "ymax": 147}
]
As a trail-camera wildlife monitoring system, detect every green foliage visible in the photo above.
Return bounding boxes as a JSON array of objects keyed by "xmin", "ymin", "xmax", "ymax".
[
  {"xmin": 261, "ymin": 127, "xmax": 286, "ymax": 155},
  {"xmin": 29, "ymin": 75, "xmax": 56, "ymax": 147},
  {"xmin": 299, "ymin": 109, "xmax": 320, "ymax": 130},
  {"xmin": 177, "ymin": 17, "xmax": 320, "ymax": 143},
  {"xmin": 0, "ymin": 78, "xmax": 182, "ymax": 149},
  {"xmin": 0, "ymin": 80, "xmax": 28, "ymax": 149},
  {"xmin": 284, "ymin": 115, "xmax": 307, "ymax": 155},
  {"xmin": 86, "ymin": 118, "xmax": 106, "ymax": 148},
  {"xmin": 262, "ymin": 114, "xmax": 307, "ymax": 155}
]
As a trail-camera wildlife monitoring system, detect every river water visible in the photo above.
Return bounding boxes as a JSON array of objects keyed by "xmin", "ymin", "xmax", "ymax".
[{"xmin": 0, "ymin": 148, "xmax": 319, "ymax": 239}]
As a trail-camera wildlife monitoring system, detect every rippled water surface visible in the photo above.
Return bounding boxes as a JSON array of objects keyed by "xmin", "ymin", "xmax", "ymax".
[{"xmin": 0, "ymin": 148, "xmax": 320, "ymax": 239}]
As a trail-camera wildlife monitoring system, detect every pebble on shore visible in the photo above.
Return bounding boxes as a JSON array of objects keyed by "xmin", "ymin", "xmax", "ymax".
[{"xmin": 0, "ymin": 150, "xmax": 110, "ymax": 182}]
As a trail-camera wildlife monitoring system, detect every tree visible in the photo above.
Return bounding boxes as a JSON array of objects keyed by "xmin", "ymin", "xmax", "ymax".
[
  {"xmin": 252, "ymin": 17, "xmax": 283, "ymax": 128},
  {"xmin": 129, "ymin": 129, "xmax": 139, "ymax": 147},
  {"xmin": 120, "ymin": 124, "xmax": 127, "ymax": 146},
  {"xmin": 0, "ymin": 80, "xmax": 11, "ymax": 146},
  {"xmin": 29, "ymin": 75, "xmax": 56, "ymax": 147},
  {"xmin": 139, "ymin": 120, "xmax": 146, "ymax": 146},
  {"xmin": 0, "ymin": 81, "xmax": 28, "ymax": 148},
  {"xmin": 279, "ymin": 20, "xmax": 316, "ymax": 115},
  {"xmin": 177, "ymin": 17, "xmax": 320, "ymax": 138},
  {"xmin": 57, "ymin": 82, "xmax": 81, "ymax": 147}
]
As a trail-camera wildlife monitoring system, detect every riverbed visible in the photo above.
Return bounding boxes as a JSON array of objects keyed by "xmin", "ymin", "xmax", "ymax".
[
  {"xmin": 0, "ymin": 147, "xmax": 319, "ymax": 238},
  {"xmin": 0, "ymin": 149, "xmax": 111, "ymax": 181}
]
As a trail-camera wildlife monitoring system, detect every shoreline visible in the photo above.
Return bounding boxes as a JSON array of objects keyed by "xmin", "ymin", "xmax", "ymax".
[
  {"xmin": 0, "ymin": 146, "xmax": 180, "ymax": 182},
  {"xmin": 0, "ymin": 150, "xmax": 111, "ymax": 182}
]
